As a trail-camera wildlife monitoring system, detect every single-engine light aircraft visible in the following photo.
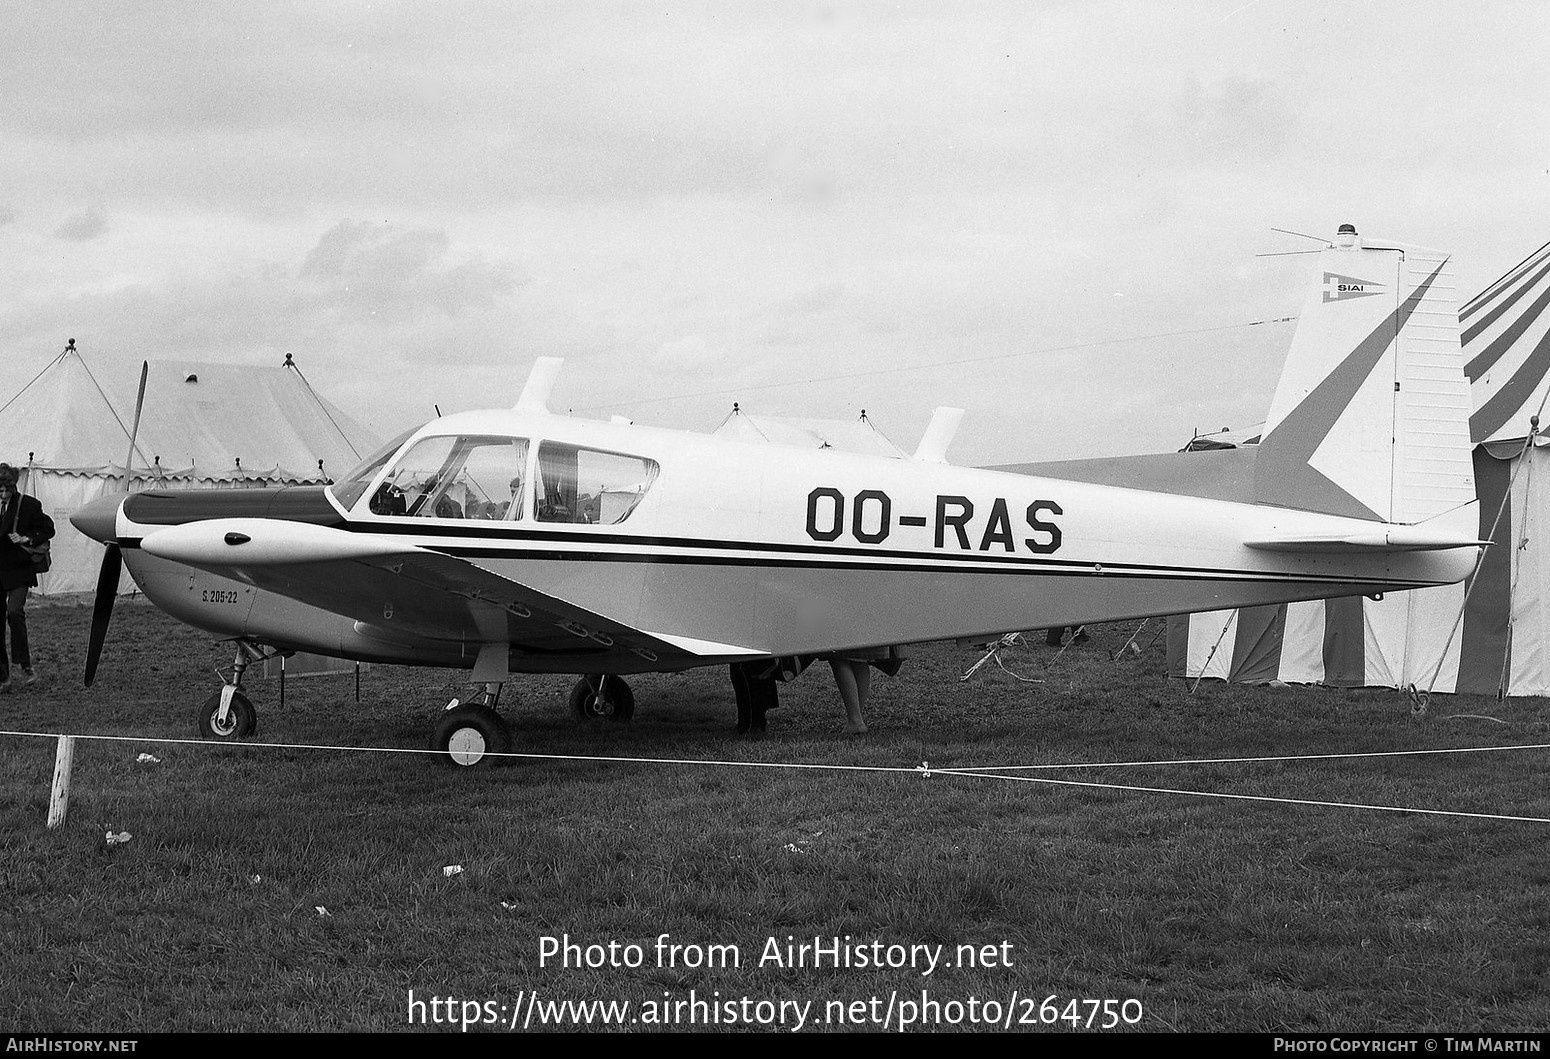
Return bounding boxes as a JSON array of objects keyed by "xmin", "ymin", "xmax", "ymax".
[{"xmin": 73, "ymin": 226, "xmax": 1487, "ymax": 764}]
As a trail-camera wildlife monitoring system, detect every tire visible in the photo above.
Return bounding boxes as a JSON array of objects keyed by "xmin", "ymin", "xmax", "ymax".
[
  {"xmin": 568, "ymin": 675, "xmax": 634, "ymax": 722},
  {"xmin": 196, "ymin": 689, "xmax": 257, "ymax": 740},
  {"xmin": 430, "ymin": 703, "xmax": 512, "ymax": 767}
]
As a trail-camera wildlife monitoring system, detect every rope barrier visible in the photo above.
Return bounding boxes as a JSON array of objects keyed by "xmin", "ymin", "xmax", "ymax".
[
  {"xmin": 933, "ymin": 769, "xmax": 1550, "ymax": 825},
  {"xmin": 6, "ymin": 729, "xmax": 1549, "ymax": 827},
  {"xmin": 944, "ymin": 741, "xmax": 1550, "ymax": 771}
]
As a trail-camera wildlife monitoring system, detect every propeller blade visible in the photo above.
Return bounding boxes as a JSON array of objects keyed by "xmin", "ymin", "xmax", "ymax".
[{"xmin": 85, "ymin": 543, "xmax": 121, "ymax": 687}]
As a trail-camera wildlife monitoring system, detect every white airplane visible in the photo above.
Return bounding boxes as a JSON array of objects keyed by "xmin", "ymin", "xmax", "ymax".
[{"xmin": 72, "ymin": 225, "xmax": 1486, "ymax": 765}]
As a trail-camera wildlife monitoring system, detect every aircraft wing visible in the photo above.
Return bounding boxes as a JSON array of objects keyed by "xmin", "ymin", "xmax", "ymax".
[{"xmin": 136, "ymin": 518, "xmax": 763, "ymax": 667}]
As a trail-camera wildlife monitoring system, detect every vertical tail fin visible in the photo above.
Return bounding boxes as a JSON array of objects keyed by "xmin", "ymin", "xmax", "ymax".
[{"xmin": 1253, "ymin": 226, "xmax": 1472, "ymax": 525}]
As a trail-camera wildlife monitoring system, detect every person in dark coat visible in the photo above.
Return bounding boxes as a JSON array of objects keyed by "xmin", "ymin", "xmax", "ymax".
[
  {"xmin": 729, "ymin": 655, "xmax": 812, "ymax": 734},
  {"xmin": 0, "ymin": 463, "xmax": 55, "ymax": 691},
  {"xmin": 730, "ymin": 660, "xmax": 780, "ymax": 734}
]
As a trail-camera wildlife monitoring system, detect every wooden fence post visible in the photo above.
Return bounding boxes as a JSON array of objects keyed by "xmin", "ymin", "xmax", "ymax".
[{"xmin": 46, "ymin": 735, "xmax": 75, "ymax": 830}]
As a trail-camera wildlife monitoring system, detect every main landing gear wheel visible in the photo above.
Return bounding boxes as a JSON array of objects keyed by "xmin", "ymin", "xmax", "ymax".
[
  {"xmin": 430, "ymin": 703, "xmax": 513, "ymax": 767},
  {"xmin": 196, "ymin": 688, "xmax": 257, "ymax": 740},
  {"xmin": 569, "ymin": 675, "xmax": 634, "ymax": 722}
]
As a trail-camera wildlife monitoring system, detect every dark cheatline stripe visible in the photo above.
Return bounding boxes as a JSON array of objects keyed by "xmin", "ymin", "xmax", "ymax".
[
  {"xmin": 1322, "ymin": 594, "xmax": 1367, "ymax": 687},
  {"xmin": 1462, "ymin": 241, "xmax": 1550, "ymax": 323},
  {"xmin": 1469, "ymin": 325, "xmax": 1550, "ymax": 443},
  {"xmin": 1463, "ymin": 260, "xmax": 1550, "ymax": 378},
  {"xmin": 1458, "ymin": 448, "xmax": 1514, "ymax": 695},
  {"xmin": 1230, "ymin": 604, "xmax": 1287, "ymax": 684}
]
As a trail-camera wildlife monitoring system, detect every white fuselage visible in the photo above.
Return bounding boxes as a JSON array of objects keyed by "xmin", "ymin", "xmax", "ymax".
[{"xmin": 114, "ymin": 408, "xmax": 1479, "ymax": 671}]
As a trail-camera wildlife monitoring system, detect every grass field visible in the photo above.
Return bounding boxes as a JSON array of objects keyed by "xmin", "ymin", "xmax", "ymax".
[{"xmin": 2, "ymin": 596, "xmax": 1548, "ymax": 1033}]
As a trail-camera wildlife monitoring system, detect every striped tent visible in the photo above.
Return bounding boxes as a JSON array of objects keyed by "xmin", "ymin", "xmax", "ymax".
[{"xmin": 1168, "ymin": 240, "xmax": 1550, "ymax": 696}]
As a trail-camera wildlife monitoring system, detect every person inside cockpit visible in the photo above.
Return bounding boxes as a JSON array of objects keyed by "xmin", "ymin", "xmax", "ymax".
[{"xmin": 370, "ymin": 482, "xmax": 406, "ymax": 515}]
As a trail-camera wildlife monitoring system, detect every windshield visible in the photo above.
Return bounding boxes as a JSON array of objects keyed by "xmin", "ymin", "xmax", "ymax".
[
  {"xmin": 329, "ymin": 426, "xmax": 419, "ymax": 510},
  {"xmin": 369, "ymin": 435, "xmax": 531, "ymax": 520}
]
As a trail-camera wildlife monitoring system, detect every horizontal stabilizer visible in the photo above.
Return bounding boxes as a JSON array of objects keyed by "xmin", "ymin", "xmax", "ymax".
[{"xmin": 1245, "ymin": 527, "xmax": 1489, "ymax": 553}]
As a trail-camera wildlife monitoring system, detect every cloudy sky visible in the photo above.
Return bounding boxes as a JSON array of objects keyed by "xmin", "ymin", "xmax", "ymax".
[{"xmin": 2, "ymin": 1, "xmax": 1545, "ymax": 465}]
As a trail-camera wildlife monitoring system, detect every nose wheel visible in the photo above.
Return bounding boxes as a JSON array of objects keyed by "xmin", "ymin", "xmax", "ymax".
[
  {"xmin": 196, "ymin": 687, "xmax": 257, "ymax": 739},
  {"xmin": 195, "ymin": 642, "xmax": 264, "ymax": 739},
  {"xmin": 429, "ymin": 688, "xmax": 513, "ymax": 767}
]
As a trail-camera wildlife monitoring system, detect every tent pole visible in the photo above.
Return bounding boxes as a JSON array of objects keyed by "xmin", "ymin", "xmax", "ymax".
[
  {"xmin": 123, "ymin": 361, "xmax": 148, "ymax": 486},
  {"xmin": 1497, "ymin": 446, "xmax": 1535, "ymax": 699}
]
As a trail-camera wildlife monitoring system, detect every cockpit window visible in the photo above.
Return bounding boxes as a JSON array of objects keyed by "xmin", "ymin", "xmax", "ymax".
[
  {"xmin": 534, "ymin": 443, "xmax": 658, "ymax": 525},
  {"xmin": 365, "ymin": 435, "xmax": 531, "ymax": 520},
  {"xmin": 329, "ymin": 426, "xmax": 418, "ymax": 510}
]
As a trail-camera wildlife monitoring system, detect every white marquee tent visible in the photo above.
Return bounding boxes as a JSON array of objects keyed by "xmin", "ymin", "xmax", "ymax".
[
  {"xmin": 711, "ymin": 405, "xmax": 907, "ymax": 457},
  {"xmin": 0, "ymin": 346, "xmax": 381, "ymax": 594}
]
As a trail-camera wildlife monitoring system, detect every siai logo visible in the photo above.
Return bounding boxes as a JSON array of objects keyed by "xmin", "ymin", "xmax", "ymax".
[{"xmin": 1322, "ymin": 272, "xmax": 1385, "ymax": 304}]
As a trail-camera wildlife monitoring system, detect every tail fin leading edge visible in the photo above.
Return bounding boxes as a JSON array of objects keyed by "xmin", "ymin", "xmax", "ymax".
[{"xmin": 1253, "ymin": 230, "xmax": 1473, "ymax": 526}]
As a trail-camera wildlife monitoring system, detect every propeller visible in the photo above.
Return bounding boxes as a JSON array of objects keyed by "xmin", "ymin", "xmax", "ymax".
[
  {"xmin": 84, "ymin": 543, "xmax": 122, "ymax": 687},
  {"xmin": 82, "ymin": 358, "xmax": 147, "ymax": 686}
]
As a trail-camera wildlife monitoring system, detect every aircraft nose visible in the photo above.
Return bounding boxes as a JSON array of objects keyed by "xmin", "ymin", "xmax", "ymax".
[{"xmin": 71, "ymin": 494, "xmax": 125, "ymax": 544}]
